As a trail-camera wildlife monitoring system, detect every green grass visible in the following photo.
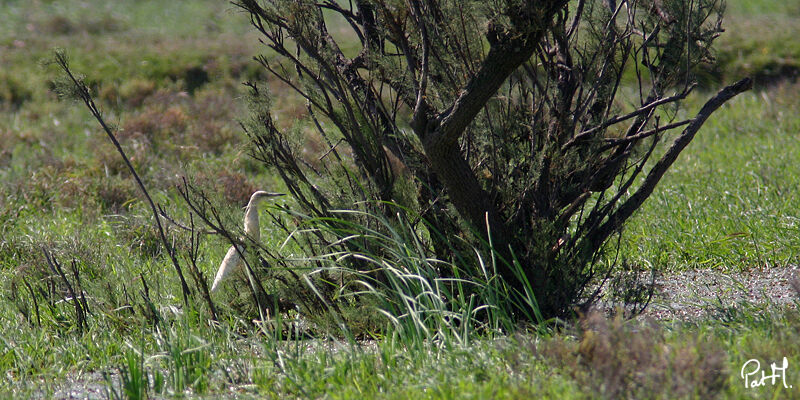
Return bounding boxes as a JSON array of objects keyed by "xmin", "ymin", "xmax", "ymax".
[
  {"xmin": 621, "ymin": 86, "xmax": 800, "ymax": 271},
  {"xmin": 712, "ymin": 0, "xmax": 800, "ymax": 85},
  {"xmin": 1, "ymin": 0, "xmax": 800, "ymax": 398}
]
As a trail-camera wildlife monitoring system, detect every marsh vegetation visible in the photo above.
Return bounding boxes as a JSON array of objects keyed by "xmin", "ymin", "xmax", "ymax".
[{"xmin": 2, "ymin": 0, "xmax": 800, "ymax": 398}]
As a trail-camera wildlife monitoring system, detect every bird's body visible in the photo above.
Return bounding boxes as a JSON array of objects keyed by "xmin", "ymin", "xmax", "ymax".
[{"xmin": 211, "ymin": 190, "xmax": 284, "ymax": 292}]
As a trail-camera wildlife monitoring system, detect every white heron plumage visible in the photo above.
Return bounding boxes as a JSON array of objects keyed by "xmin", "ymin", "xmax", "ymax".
[{"xmin": 211, "ymin": 190, "xmax": 284, "ymax": 292}]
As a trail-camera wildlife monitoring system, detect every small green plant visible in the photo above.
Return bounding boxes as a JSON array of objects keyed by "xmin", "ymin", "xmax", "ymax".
[
  {"xmin": 106, "ymin": 350, "xmax": 147, "ymax": 400},
  {"xmin": 157, "ymin": 324, "xmax": 212, "ymax": 396}
]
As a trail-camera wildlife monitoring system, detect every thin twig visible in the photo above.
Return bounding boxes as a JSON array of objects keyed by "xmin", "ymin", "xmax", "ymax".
[
  {"xmin": 186, "ymin": 213, "xmax": 219, "ymax": 322},
  {"xmin": 43, "ymin": 249, "xmax": 86, "ymax": 332},
  {"xmin": 158, "ymin": 204, "xmax": 217, "ymax": 235},
  {"xmin": 53, "ymin": 51, "xmax": 192, "ymax": 305},
  {"xmin": 591, "ymin": 77, "xmax": 753, "ymax": 247},
  {"xmin": 600, "ymin": 118, "xmax": 693, "ymax": 149},
  {"xmin": 562, "ymin": 84, "xmax": 696, "ymax": 151}
]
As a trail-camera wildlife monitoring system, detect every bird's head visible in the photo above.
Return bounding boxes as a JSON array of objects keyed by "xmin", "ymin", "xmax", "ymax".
[{"xmin": 248, "ymin": 190, "xmax": 285, "ymax": 206}]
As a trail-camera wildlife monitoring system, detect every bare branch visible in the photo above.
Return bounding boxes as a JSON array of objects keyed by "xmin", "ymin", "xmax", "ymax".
[
  {"xmin": 409, "ymin": 0, "xmax": 431, "ymax": 132},
  {"xmin": 426, "ymin": 28, "xmax": 542, "ymax": 148},
  {"xmin": 158, "ymin": 204, "xmax": 217, "ymax": 235},
  {"xmin": 562, "ymin": 83, "xmax": 696, "ymax": 151},
  {"xmin": 600, "ymin": 118, "xmax": 692, "ymax": 149},
  {"xmin": 591, "ymin": 77, "xmax": 753, "ymax": 246}
]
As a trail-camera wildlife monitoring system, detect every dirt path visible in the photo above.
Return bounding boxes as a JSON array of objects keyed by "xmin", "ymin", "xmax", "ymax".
[{"xmin": 639, "ymin": 265, "xmax": 800, "ymax": 320}]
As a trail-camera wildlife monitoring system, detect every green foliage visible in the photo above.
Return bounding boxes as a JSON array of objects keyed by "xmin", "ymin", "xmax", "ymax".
[
  {"xmin": 157, "ymin": 322, "xmax": 212, "ymax": 395},
  {"xmin": 0, "ymin": 0, "xmax": 798, "ymax": 398},
  {"xmin": 623, "ymin": 86, "xmax": 800, "ymax": 270},
  {"xmin": 107, "ymin": 350, "xmax": 148, "ymax": 400},
  {"xmin": 0, "ymin": 71, "xmax": 32, "ymax": 108},
  {"xmin": 236, "ymin": 0, "xmax": 744, "ymax": 321},
  {"xmin": 280, "ymin": 204, "xmax": 540, "ymax": 346},
  {"xmin": 714, "ymin": 15, "xmax": 800, "ymax": 85}
]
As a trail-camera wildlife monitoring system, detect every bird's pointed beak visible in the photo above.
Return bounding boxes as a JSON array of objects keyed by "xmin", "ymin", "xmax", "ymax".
[{"xmin": 254, "ymin": 190, "xmax": 285, "ymax": 198}]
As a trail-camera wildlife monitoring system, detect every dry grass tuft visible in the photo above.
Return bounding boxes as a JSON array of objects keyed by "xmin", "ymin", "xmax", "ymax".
[
  {"xmin": 0, "ymin": 72, "xmax": 32, "ymax": 108},
  {"xmin": 99, "ymin": 78, "xmax": 157, "ymax": 108},
  {"xmin": 192, "ymin": 169, "xmax": 259, "ymax": 207},
  {"xmin": 94, "ymin": 176, "xmax": 138, "ymax": 214},
  {"xmin": 525, "ymin": 311, "xmax": 728, "ymax": 399},
  {"xmin": 113, "ymin": 87, "xmax": 240, "ymax": 156},
  {"xmin": 120, "ymin": 105, "xmax": 189, "ymax": 145},
  {"xmin": 40, "ymin": 14, "xmax": 126, "ymax": 36}
]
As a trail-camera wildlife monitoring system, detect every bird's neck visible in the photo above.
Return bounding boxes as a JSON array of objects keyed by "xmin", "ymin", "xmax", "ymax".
[{"xmin": 243, "ymin": 200, "xmax": 261, "ymax": 241}]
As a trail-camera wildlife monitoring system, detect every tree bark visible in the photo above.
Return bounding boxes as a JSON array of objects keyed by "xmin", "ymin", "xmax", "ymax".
[{"xmin": 412, "ymin": 3, "xmax": 567, "ymax": 286}]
